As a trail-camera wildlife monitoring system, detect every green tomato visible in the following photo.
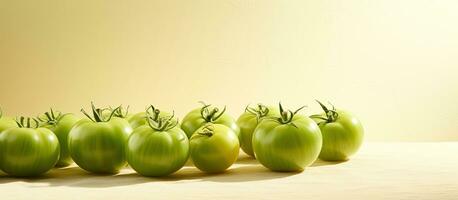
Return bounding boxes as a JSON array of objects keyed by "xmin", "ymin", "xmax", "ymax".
[
  {"xmin": 189, "ymin": 123, "xmax": 239, "ymax": 173},
  {"xmin": 311, "ymin": 101, "xmax": 364, "ymax": 161},
  {"xmin": 126, "ymin": 114, "xmax": 188, "ymax": 177},
  {"xmin": 68, "ymin": 103, "xmax": 132, "ymax": 174},
  {"xmin": 38, "ymin": 109, "xmax": 80, "ymax": 167},
  {"xmin": 181, "ymin": 103, "xmax": 240, "ymax": 141},
  {"xmin": 253, "ymin": 104, "xmax": 322, "ymax": 172},
  {"xmin": 0, "ymin": 117, "xmax": 60, "ymax": 177},
  {"xmin": 236, "ymin": 104, "xmax": 279, "ymax": 157}
]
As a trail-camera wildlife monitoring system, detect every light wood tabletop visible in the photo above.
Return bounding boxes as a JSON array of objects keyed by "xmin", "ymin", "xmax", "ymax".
[{"xmin": 1, "ymin": 142, "xmax": 457, "ymax": 200}]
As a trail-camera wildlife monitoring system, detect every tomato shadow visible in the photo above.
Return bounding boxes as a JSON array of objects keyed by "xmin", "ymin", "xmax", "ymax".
[
  {"xmin": 0, "ymin": 162, "xmax": 298, "ymax": 188},
  {"xmin": 116, "ymin": 164, "xmax": 299, "ymax": 184},
  {"xmin": 0, "ymin": 153, "xmax": 332, "ymax": 188},
  {"xmin": 310, "ymin": 159, "xmax": 348, "ymax": 167}
]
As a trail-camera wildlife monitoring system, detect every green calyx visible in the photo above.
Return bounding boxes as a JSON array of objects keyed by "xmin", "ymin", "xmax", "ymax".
[
  {"xmin": 145, "ymin": 106, "xmax": 178, "ymax": 131},
  {"xmin": 0, "ymin": 107, "xmax": 3, "ymax": 118},
  {"xmin": 106, "ymin": 105, "xmax": 130, "ymax": 118},
  {"xmin": 310, "ymin": 100, "xmax": 339, "ymax": 124},
  {"xmin": 196, "ymin": 123, "xmax": 214, "ymax": 137},
  {"xmin": 245, "ymin": 103, "xmax": 270, "ymax": 122},
  {"xmin": 199, "ymin": 101, "xmax": 226, "ymax": 122},
  {"xmin": 266, "ymin": 102, "xmax": 305, "ymax": 128},
  {"xmin": 81, "ymin": 102, "xmax": 119, "ymax": 122},
  {"xmin": 15, "ymin": 116, "xmax": 39, "ymax": 128},
  {"xmin": 37, "ymin": 108, "xmax": 68, "ymax": 126},
  {"xmin": 146, "ymin": 105, "xmax": 161, "ymax": 122}
]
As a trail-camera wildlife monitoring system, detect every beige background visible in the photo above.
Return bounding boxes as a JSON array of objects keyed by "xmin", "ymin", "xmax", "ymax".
[{"xmin": 1, "ymin": 0, "xmax": 457, "ymax": 141}]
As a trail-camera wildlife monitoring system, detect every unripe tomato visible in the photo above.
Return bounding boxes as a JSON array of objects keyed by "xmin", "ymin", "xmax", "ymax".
[
  {"xmin": 311, "ymin": 101, "xmax": 364, "ymax": 161},
  {"xmin": 236, "ymin": 104, "xmax": 279, "ymax": 157},
  {"xmin": 0, "ymin": 117, "xmax": 60, "ymax": 177},
  {"xmin": 68, "ymin": 103, "xmax": 132, "ymax": 174},
  {"xmin": 38, "ymin": 109, "xmax": 80, "ymax": 167},
  {"xmin": 189, "ymin": 123, "xmax": 239, "ymax": 173},
  {"xmin": 253, "ymin": 103, "xmax": 322, "ymax": 172},
  {"xmin": 0, "ymin": 108, "xmax": 17, "ymax": 133},
  {"xmin": 181, "ymin": 102, "xmax": 240, "ymax": 140},
  {"xmin": 127, "ymin": 109, "xmax": 188, "ymax": 177}
]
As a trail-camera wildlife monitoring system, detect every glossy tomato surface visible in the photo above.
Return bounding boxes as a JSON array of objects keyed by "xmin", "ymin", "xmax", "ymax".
[
  {"xmin": 236, "ymin": 105, "xmax": 279, "ymax": 157},
  {"xmin": 0, "ymin": 127, "xmax": 60, "ymax": 177},
  {"xmin": 40, "ymin": 112, "xmax": 80, "ymax": 167},
  {"xmin": 68, "ymin": 117, "xmax": 132, "ymax": 174},
  {"xmin": 253, "ymin": 105, "xmax": 322, "ymax": 172},
  {"xmin": 189, "ymin": 123, "xmax": 239, "ymax": 173},
  {"xmin": 126, "ymin": 125, "xmax": 189, "ymax": 176}
]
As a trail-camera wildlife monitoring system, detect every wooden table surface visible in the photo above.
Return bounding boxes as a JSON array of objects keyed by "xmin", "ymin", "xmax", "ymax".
[{"xmin": 1, "ymin": 142, "xmax": 457, "ymax": 200}]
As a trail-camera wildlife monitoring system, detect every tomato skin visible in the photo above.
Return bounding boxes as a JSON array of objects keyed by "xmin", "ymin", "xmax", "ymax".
[
  {"xmin": 236, "ymin": 106, "xmax": 279, "ymax": 157},
  {"xmin": 189, "ymin": 123, "xmax": 239, "ymax": 173},
  {"xmin": 126, "ymin": 126, "xmax": 189, "ymax": 177},
  {"xmin": 0, "ymin": 127, "xmax": 60, "ymax": 177},
  {"xmin": 0, "ymin": 117, "xmax": 17, "ymax": 133},
  {"xmin": 68, "ymin": 117, "xmax": 132, "ymax": 174},
  {"xmin": 181, "ymin": 108, "xmax": 240, "ymax": 140},
  {"xmin": 40, "ymin": 114, "xmax": 80, "ymax": 167},
  {"xmin": 253, "ymin": 115, "xmax": 322, "ymax": 172},
  {"xmin": 314, "ymin": 110, "xmax": 364, "ymax": 161}
]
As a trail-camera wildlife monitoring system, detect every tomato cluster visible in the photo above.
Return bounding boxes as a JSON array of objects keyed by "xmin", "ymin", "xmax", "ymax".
[{"xmin": 0, "ymin": 101, "xmax": 363, "ymax": 177}]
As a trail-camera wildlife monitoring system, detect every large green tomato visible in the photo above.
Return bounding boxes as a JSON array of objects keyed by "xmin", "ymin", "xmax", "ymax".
[
  {"xmin": 189, "ymin": 123, "xmax": 239, "ymax": 173},
  {"xmin": 38, "ymin": 109, "xmax": 80, "ymax": 167},
  {"xmin": 253, "ymin": 104, "xmax": 322, "ymax": 172},
  {"xmin": 310, "ymin": 101, "xmax": 364, "ymax": 161},
  {"xmin": 128, "ymin": 106, "xmax": 175, "ymax": 129},
  {"xmin": 0, "ymin": 117, "xmax": 60, "ymax": 177},
  {"xmin": 68, "ymin": 103, "xmax": 132, "ymax": 174},
  {"xmin": 0, "ymin": 108, "xmax": 17, "ymax": 133},
  {"xmin": 126, "ymin": 111, "xmax": 188, "ymax": 177},
  {"xmin": 236, "ymin": 104, "xmax": 279, "ymax": 157},
  {"xmin": 181, "ymin": 103, "xmax": 240, "ymax": 141}
]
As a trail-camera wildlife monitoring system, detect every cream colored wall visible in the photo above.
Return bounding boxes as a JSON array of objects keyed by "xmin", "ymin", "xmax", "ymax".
[{"xmin": 1, "ymin": 0, "xmax": 457, "ymax": 141}]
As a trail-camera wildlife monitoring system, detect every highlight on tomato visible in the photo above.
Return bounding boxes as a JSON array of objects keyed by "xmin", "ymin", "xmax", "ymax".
[
  {"xmin": 37, "ymin": 108, "xmax": 80, "ymax": 167},
  {"xmin": 68, "ymin": 102, "xmax": 132, "ymax": 174},
  {"xmin": 181, "ymin": 102, "xmax": 240, "ymax": 140},
  {"xmin": 0, "ymin": 107, "xmax": 17, "ymax": 133},
  {"xmin": 189, "ymin": 123, "xmax": 239, "ymax": 173},
  {"xmin": 252, "ymin": 103, "xmax": 322, "ymax": 172},
  {"xmin": 126, "ymin": 107, "xmax": 189, "ymax": 177},
  {"xmin": 0, "ymin": 117, "xmax": 60, "ymax": 177},
  {"xmin": 236, "ymin": 104, "xmax": 279, "ymax": 157},
  {"xmin": 310, "ymin": 100, "xmax": 364, "ymax": 161}
]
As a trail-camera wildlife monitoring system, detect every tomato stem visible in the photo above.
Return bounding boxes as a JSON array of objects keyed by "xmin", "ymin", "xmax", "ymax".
[
  {"xmin": 199, "ymin": 102, "xmax": 227, "ymax": 122},
  {"xmin": 37, "ymin": 108, "xmax": 67, "ymax": 126},
  {"xmin": 81, "ymin": 102, "xmax": 119, "ymax": 122},
  {"xmin": 245, "ymin": 103, "xmax": 270, "ymax": 123},
  {"xmin": 197, "ymin": 124, "xmax": 214, "ymax": 137},
  {"xmin": 313, "ymin": 100, "xmax": 339, "ymax": 123},
  {"xmin": 145, "ymin": 106, "xmax": 178, "ymax": 131},
  {"xmin": 266, "ymin": 102, "xmax": 305, "ymax": 126},
  {"xmin": 108, "ymin": 105, "xmax": 130, "ymax": 118},
  {"xmin": 15, "ymin": 116, "xmax": 39, "ymax": 128}
]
